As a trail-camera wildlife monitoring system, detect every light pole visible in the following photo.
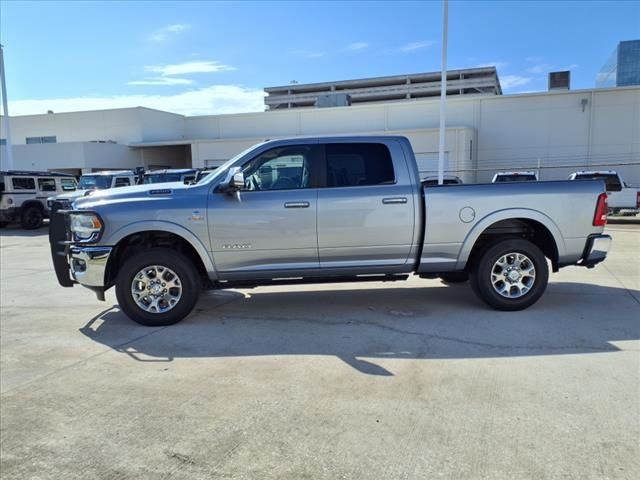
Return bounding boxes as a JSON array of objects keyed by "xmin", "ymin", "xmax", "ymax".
[
  {"xmin": 437, "ymin": 0, "xmax": 448, "ymax": 185},
  {"xmin": 0, "ymin": 44, "xmax": 14, "ymax": 171}
]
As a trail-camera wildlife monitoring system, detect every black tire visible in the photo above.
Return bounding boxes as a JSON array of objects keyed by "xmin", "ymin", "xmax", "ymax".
[
  {"xmin": 21, "ymin": 206, "xmax": 44, "ymax": 229},
  {"xmin": 115, "ymin": 248, "xmax": 201, "ymax": 326},
  {"xmin": 439, "ymin": 272, "xmax": 469, "ymax": 284},
  {"xmin": 469, "ymin": 238, "xmax": 548, "ymax": 311}
]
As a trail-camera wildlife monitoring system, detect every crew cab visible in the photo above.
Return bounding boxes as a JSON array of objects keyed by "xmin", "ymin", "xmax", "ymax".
[
  {"xmin": 49, "ymin": 136, "xmax": 611, "ymax": 326},
  {"xmin": 48, "ymin": 170, "xmax": 140, "ymax": 210},
  {"xmin": 0, "ymin": 170, "xmax": 78, "ymax": 229},
  {"xmin": 569, "ymin": 170, "xmax": 639, "ymax": 215},
  {"xmin": 492, "ymin": 171, "xmax": 538, "ymax": 183}
]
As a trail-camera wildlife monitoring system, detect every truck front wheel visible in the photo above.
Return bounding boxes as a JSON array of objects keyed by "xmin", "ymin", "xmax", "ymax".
[
  {"xmin": 470, "ymin": 238, "xmax": 548, "ymax": 311},
  {"xmin": 115, "ymin": 248, "xmax": 201, "ymax": 326}
]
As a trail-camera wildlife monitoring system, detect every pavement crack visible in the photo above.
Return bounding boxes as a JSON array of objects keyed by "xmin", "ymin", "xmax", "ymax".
[{"xmin": 220, "ymin": 313, "xmax": 618, "ymax": 353}]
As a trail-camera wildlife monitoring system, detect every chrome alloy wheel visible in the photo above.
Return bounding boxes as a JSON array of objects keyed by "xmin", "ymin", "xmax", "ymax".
[
  {"xmin": 131, "ymin": 265, "xmax": 183, "ymax": 313},
  {"xmin": 490, "ymin": 252, "xmax": 536, "ymax": 299}
]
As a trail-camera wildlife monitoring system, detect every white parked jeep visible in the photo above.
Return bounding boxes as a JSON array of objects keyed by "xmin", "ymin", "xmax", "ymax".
[{"xmin": 0, "ymin": 170, "xmax": 78, "ymax": 229}]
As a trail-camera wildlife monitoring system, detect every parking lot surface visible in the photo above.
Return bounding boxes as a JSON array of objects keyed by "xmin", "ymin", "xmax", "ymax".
[{"xmin": 1, "ymin": 221, "xmax": 639, "ymax": 480}]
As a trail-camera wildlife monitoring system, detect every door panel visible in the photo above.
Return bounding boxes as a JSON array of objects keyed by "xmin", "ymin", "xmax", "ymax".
[
  {"xmin": 207, "ymin": 143, "xmax": 321, "ymax": 274},
  {"xmin": 317, "ymin": 141, "xmax": 416, "ymax": 268},
  {"xmin": 208, "ymin": 190, "xmax": 318, "ymax": 272},
  {"xmin": 317, "ymin": 184, "xmax": 415, "ymax": 267}
]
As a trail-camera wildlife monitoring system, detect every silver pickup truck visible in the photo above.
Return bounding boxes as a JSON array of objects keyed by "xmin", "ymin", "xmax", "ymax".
[{"xmin": 49, "ymin": 136, "xmax": 611, "ymax": 326}]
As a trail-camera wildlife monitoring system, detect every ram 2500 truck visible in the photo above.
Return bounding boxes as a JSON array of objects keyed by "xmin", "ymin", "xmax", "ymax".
[{"xmin": 49, "ymin": 136, "xmax": 611, "ymax": 326}]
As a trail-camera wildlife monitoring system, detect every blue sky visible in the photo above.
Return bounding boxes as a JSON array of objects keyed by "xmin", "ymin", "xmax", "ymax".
[{"xmin": 1, "ymin": 0, "xmax": 639, "ymax": 116}]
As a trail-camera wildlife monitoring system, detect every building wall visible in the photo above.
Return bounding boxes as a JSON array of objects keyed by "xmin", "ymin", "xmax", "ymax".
[
  {"xmin": 2, "ymin": 86, "xmax": 639, "ymax": 185},
  {"xmin": 186, "ymin": 86, "xmax": 640, "ymax": 184},
  {"xmin": 1, "ymin": 108, "xmax": 144, "ymax": 145},
  {"xmin": 0, "ymin": 142, "xmax": 143, "ymax": 172}
]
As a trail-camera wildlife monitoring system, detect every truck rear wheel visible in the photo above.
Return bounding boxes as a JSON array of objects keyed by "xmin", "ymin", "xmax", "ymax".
[
  {"xmin": 115, "ymin": 248, "xmax": 201, "ymax": 326},
  {"xmin": 21, "ymin": 206, "xmax": 44, "ymax": 229},
  {"xmin": 470, "ymin": 238, "xmax": 548, "ymax": 311}
]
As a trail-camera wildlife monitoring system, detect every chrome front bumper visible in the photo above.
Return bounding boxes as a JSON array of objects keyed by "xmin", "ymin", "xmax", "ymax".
[
  {"xmin": 69, "ymin": 246, "xmax": 112, "ymax": 287},
  {"xmin": 580, "ymin": 234, "xmax": 612, "ymax": 268}
]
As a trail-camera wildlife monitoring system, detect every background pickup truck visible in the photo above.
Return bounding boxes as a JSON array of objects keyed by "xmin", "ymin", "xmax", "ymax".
[
  {"xmin": 569, "ymin": 170, "xmax": 640, "ymax": 216},
  {"xmin": 50, "ymin": 136, "xmax": 611, "ymax": 326}
]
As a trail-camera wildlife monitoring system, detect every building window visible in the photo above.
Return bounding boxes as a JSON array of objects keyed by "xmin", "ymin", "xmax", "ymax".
[
  {"xmin": 37, "ymin": 178, "xmax": 57, "ymax": 192},
  {"xmin": 11, "ymin": 177, "xmax": 36, "ymax": 190},
  {"xmin": 26, "ymin": 136, "xmax": 57, "ymax": 144},
  {"xmin": 0, "ymin": 139, "xmax": 6, "ymax": 146},
  {"xmin": 325, "ymin": 143, "xmax": 395, "ymax": 187}
]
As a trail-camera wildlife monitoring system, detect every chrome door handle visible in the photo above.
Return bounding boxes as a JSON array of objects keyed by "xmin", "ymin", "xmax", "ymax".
[
  {"xmin": 284, "ymin": 201, "xmax": 310, "ymax": 208},
  {"xmin": 382, "ymin": 197, "xmax": 408, "ymax": 204}
]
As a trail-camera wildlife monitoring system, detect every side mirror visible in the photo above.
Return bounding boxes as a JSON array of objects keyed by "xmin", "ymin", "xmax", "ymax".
[
  {"xmin": 218, "ymin": 166, "xmax": 245, "ymax": 194},
  {"xmin": 231, "ymin": 170, "xmax": 245, "ymax": 189}
]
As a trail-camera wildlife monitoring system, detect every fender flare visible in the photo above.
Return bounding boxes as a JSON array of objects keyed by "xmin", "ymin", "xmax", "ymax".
[
  {"xmin": 455, "ymin": 208, "xmax": 566, "ymax": 270},
  {"xmin": 105, "ymin": 221, "xmax": 217, "ymax": 275}
]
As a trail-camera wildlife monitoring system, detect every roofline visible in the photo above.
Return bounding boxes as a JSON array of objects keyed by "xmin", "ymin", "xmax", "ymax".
[
  {"xmin": 264, "ymin": 67, "xmax": 498, "ymax": 92},
  {"xmin": 3, "ymin": 106, "xmax": 185, "ymax": 119},
  {"xmin": 2, "ymin": 85, "xmax": 637, "ymax": 121}
]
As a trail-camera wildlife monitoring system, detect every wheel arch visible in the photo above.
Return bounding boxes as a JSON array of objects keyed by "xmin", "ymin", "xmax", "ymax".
[
  {"xmin": 457, "ymin": 209, "xmax": 565, "ymax": 272},
  {"xmin": 104, "ymin": 223, "xmax": 216, "ymax": 287}
]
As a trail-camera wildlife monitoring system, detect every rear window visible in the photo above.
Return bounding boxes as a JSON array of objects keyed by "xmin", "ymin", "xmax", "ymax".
[
  {"xmin": 574, "ymin": 174, "xmax": 622, "ymax": 192},
  {"xmin": 12, "ymin": 177, "xmax": 36, "ymax": 190},
  {"xmin": 114, "ymin": 177, "xmax": 131, "ymax": 187},
  {"xmin": 495, "ymin": 175, "xmax": 537, "ymax": 183},
  {"xmin": 326, "ymin": 143, "xmax": 395, "ymax": 187}
]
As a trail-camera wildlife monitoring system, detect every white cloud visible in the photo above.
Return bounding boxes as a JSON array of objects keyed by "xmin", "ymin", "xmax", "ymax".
[
  {"xmin": 145, "ymin": 61, "xmax": 235, "ymax": 76},
  {"xmin": 127, "ymin": 77, "xmax": 194, "ymax": 86},
  {"xmin": 398, "ymin": 41, "xmax": 434, "ymax": 53},
  {"xmin": 526, "ymin": 63, "xmax": 555, "ymax": 74},
  {"xmin": 290, "ymin": 49, "xmax": 326, "ymax": 59},
  {"xmin": 501, "ymin": 75, "xmax": 533, "ymax": 90},
  {"xmin": 8, "ymin": 85, "xmax": 266, "ymax": 117},
  {"xmin": 348, "ymin": 42, "xmax": 369, "ymax": 51},
  {"xmin": 150, "ymin": 23, "xmax": 191, "ymax": 42}
]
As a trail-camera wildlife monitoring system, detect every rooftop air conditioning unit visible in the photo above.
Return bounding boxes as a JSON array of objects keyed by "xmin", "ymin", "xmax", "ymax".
[
  {"xmin": 315, "ymin": 93, "xmax": 352, "ymax": 108},
  {"xmin": 549, "ymin": 71, "xmax": 570, "ymax": 91}
]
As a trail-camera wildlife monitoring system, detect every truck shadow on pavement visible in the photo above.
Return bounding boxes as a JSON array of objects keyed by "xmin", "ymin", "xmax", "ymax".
[{"xmin": 79, "ymin": 282, "xmax": 640, "ymax": 376}]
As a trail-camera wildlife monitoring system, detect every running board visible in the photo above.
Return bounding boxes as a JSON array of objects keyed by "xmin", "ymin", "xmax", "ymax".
[{"xmin": 210, "ymin": 274, "xmax": 410, "ymax": 290}]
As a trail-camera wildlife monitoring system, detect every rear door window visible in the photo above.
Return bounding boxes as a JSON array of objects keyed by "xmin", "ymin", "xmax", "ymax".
[
  {"xmin": 325, "ymin": 143, "xmax": 395, "ymax": 187},
  {"xmin": 37, "ymin": 178, "xmax": 57, "ymax": 192},
  {"xmin": 12, "ymin": 177, "xmax": 36, "ymax": 190}
]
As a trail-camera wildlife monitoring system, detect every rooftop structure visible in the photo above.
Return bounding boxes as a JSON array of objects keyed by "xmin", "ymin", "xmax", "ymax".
[{"xmin": 264, "ymin": 67, "xmax": 502, "ymax": 110}]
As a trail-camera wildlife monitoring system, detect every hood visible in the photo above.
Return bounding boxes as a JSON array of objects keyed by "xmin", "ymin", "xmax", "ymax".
[{"xmin": 72, "ymin": 181, "xmax": 190, "ymax": 209}]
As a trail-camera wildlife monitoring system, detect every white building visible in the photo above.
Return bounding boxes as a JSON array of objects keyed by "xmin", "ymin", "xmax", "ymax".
[{"xmin": 1, "ymin": 85, "xmax": 639, "ymax": 184}]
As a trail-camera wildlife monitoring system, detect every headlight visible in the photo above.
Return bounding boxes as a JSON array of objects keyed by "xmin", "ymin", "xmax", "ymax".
[{"xmin": 69, "ymin": 213, "xmax": 103, "ymax": 242}]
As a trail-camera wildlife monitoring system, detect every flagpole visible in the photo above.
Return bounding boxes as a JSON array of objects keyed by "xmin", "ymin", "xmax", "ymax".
[
  {"xmin": 0, "ymin": 44, "xmax": 14, "ymax": 171},
  {"xmin": 438, "ymin": 0, "xmax": 448, "ymax": 185}
]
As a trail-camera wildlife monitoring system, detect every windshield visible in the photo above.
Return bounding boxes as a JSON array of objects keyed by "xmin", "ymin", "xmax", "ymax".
[
  {"xmin": 195, "ymin": 143, "xmax": 267, "ymax": 184},
  {"xmin": 79, "ymin": 175, "xmax": 113, "ymax": 189},
  {"xmin": 495, "ymin": 175, "xmax": 537, "ymax": 182},
  {"xmin": 143, "ymin": 173, "xmax": 186, "ymax": 184}
]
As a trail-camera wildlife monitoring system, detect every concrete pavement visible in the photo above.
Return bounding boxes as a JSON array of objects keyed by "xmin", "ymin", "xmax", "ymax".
[{"xmin": 1, "ymin": 222, "xmax": 638, "ymax": 479}]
